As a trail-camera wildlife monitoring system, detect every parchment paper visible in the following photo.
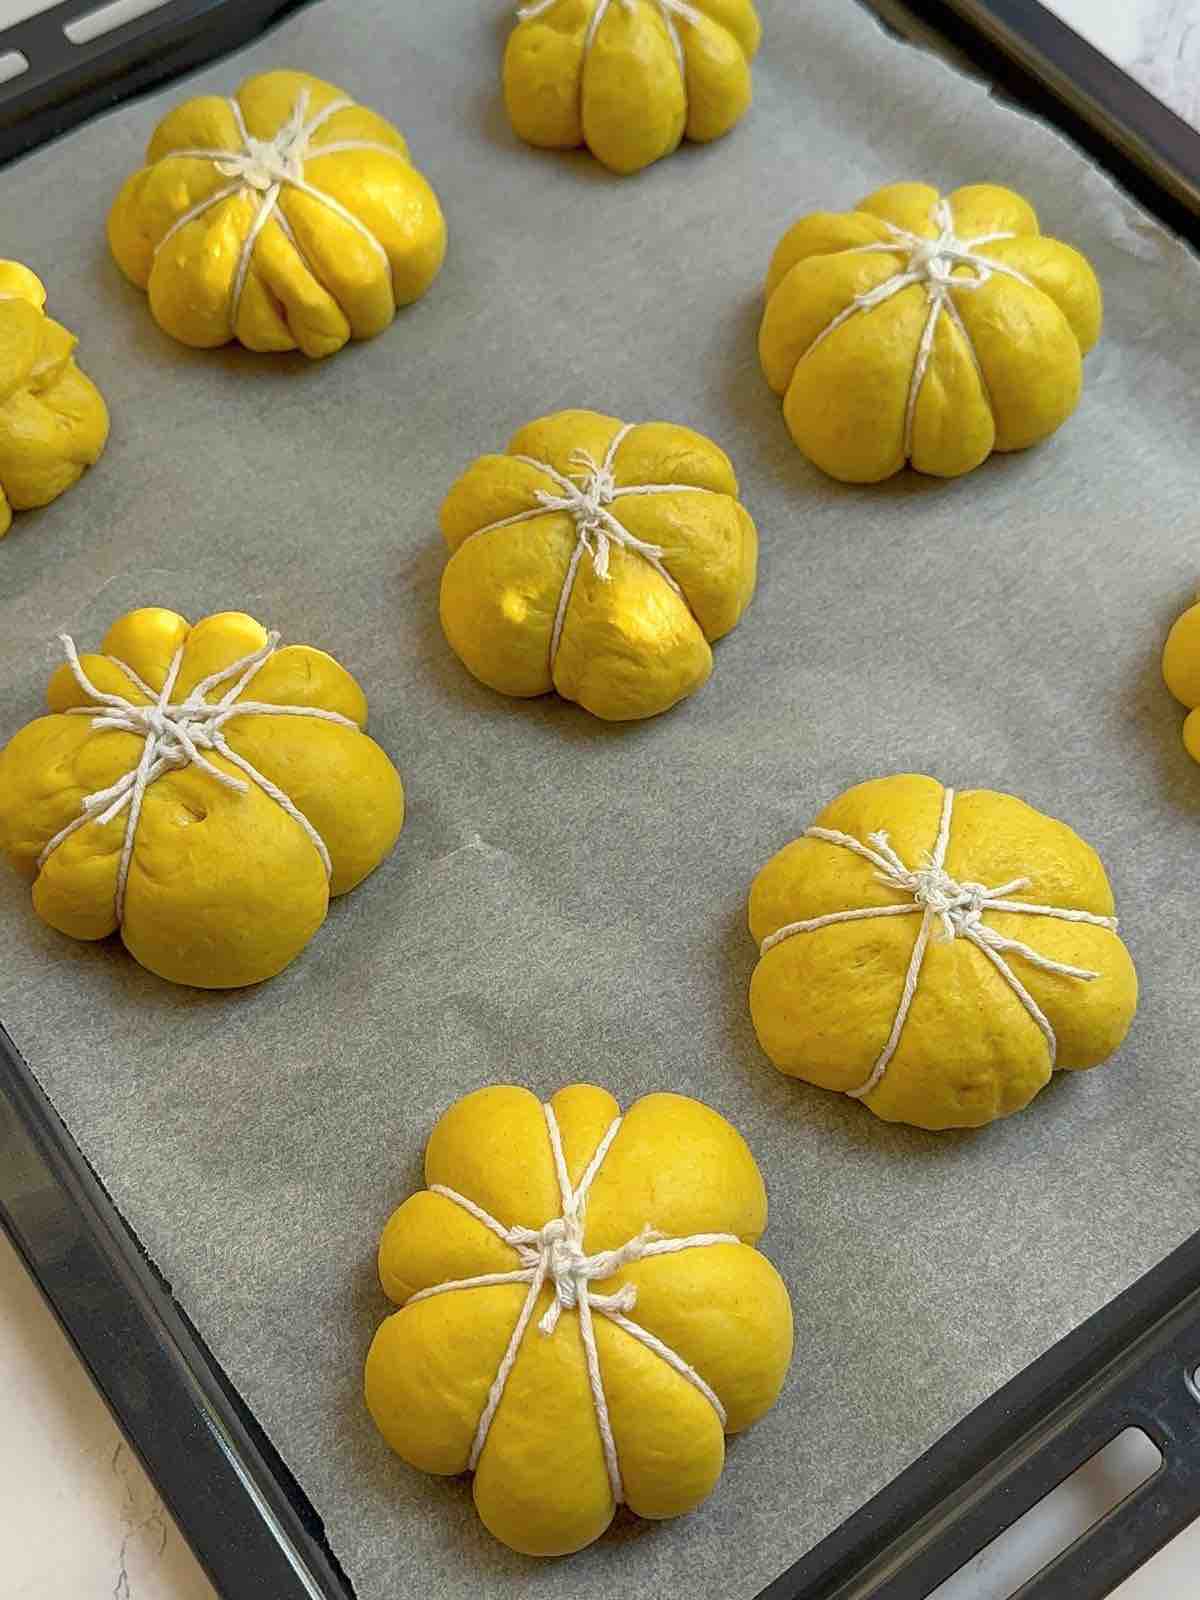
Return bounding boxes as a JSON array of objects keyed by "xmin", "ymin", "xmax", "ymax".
[{"xmin": 1, "ymin": 2, "xmax": 1198, "ymax": 1596}]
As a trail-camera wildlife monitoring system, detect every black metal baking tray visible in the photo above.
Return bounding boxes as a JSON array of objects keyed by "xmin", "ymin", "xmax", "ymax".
[
  {"xmin": 1, "ymin": 2, "xmax": 1199, "ymax": 1598},
  {"xmin": 888, "ymin": 0, "xmax": 1200, "ymax": 248},
  {"xmin": 0, "ymin": 0, "xmax": 306, "ymax": 164}
]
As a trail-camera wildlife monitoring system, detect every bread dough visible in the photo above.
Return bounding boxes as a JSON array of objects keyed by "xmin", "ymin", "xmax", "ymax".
[
  {"xmin": 0, "ymin": 261, "xmax": 108, "ymax": 537},
  {"xmin": 365, "ymin": 1082, "xmax": 793, "ymax": 1555},
  {"xmin": 0, "ymin": 608, "xmax": 404, "ymax": 987},
  {"xmin": 439, "ymin": 408, "xmax": 758, "ymax": 720},
  {"xmin": 759, "ymin": 182, "xmax": 1102, "ymax": 482},
  {"xmin": 1162, "ymin": 595, "xmax": 1200, "ymax": 764},
  {"xmin": 747, "ymin": 774, "xmax": 1138, "ymax": 1130},
  {"xmin": 108, "ymin": 69, "xmax": 446, "ymax": 357},
  {"xmin": 504, "ymin": 0, "xmax": 761, "ymax": 175}
]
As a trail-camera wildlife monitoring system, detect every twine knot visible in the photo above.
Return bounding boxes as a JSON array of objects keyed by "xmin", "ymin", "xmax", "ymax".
[
  {"xmin": 891, "ymin": 201, "xmax": 1009, "ymax": 301},
  {"xmin": 906, "ymin": 232, "xmax": 962, "ymax": 295},
  {"xmin": 908, "ymin": 866, "xmax": 990, "ymax": 939},
  {"xmin": 531, "ymin": 446, "xmax": 664, "ymax": 583},
  {"xmin": 215, "ymin": 91, "xmax": 311, "ymax": 191},
  {"xmin": 507, "ymin": 1210, "xmax": 654, "ymax": 1336},
  {"xmin": 907, "ymin": 235, "xmax": 948, "ymax": 279},
  {"xmin": 567, "ymin": 450, "xmax": 617, "ymax": 517},
  {"xmin": 867, "ymin": 827, "xmax": 1037, "ymax": 945},
  {"xmin": 111, "ymin": 698, "xmax": 218, "ymax": 760}
]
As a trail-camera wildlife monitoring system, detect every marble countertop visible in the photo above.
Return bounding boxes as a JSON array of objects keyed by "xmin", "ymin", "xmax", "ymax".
[
  {"xmin": 1045, "ymin": 0, "xmax": 1200, "ymax": 130},
  {"xmin": 1, "ymin": 2, "xmax": 1198, "ymax": 1598}
]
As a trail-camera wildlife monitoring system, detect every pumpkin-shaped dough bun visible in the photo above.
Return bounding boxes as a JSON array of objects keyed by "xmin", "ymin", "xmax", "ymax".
[
  {"xmin": 504, "ymin": 0, "xmax": 762, "ymax": 175},
  {"xmin": 0, "ymin": 608, "xmax": 405, "ymax": 987},
  {"xmin": 1162, "ymin": 594, "xmax": 1200, "ymax": 764},
  {"xmin": 748, "ymin": 775, "xmax": 1137, "ymax": 1130},
  {"xmin": 0, "ymin": 260, "xmax": 108, "ymax": 537},
  {"xmin": 365, "ymin": 1082, "xmax": 793, "ymax": 1555},
  {"xmin": 439, "ymin": 409, "xmax": 758, "ymax": 721},
  {"xmin": 108, "ymin": 70, "xmax": 446, "ymax": 358},
  {"xmin": 759, "ymin": 182, "xmax": 1102, "ymax": 482}
]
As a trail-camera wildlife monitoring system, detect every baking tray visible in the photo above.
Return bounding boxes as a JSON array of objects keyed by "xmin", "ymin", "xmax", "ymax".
[
  {"xmin": 1, "ymin": 2, "xmax": 1199, "ymax": 1598},
  {"xmin": 880, "ymin": 0, "xmax": 1200, "ymax": 246},
  {"xmin": 0, "ymin": 0, "xmax": 305, "ymax": 164}
]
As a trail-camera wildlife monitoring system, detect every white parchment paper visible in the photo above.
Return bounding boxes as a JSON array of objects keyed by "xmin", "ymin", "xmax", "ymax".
[{"xmin": 0, "ymin": 2, "xmax": 1198, "ymax": 1596}]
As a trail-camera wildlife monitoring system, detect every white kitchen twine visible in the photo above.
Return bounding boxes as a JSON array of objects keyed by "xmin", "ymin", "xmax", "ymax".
[
  {"xmin": 36, "ymin": 632, "xmax": 359, "ymax": 924},
  {"xmin": 151, "ymin": 88, "xmax": 402, "ymax": 336},
  {"xmin": 797, "ymin": 197, "xmax": 1034, "ymax": 461},
  {"xmin": 406, "ymin": 1100, "xmax": 737, "ymax": 1504},
  {"xmin": 462, "ymin": 422, "xmax": 712, "ymax": 668},
  {"xmin": 760, "ymin": 786, "xmax": 1119, "ymax": 1099},
  {"xmin": 517, "ymin": 0, "xmax": 705, "ymax": 78}
]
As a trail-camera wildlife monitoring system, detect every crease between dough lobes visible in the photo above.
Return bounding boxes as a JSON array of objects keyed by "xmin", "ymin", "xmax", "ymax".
[
  {"xmin": 504, "ymin": 0, "xmax": 761, "ymax": 174},
  {"xmin": 108, "ymin": 69, "xmax": 445, "ymax": 357},
  {"xmin": 0, "ymin": 608, "xmax": 404, "ymax": 987},
  {"xmin": 439, "ymin": 410, "xmax": 757, "ymax": 721},
  {"xmin": 364, "ymin": 1083, "xmax": 793, "ymax": 1555},
  {"xmin": 759, "ymin": 182, "xmax": 1102, "ymax": 481},
  {"xmin": 747, "ymin": 776, "xmax": 1138, "ymax": 1130}
]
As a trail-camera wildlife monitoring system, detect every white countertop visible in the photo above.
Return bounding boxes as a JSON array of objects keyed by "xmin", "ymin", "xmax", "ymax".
[
  {"xmin": 1044, "ymin": 0, "xmax": 1200, "ymax": 130},
  {"xmin": 2, "ymin": 2, "xmax": 1198, "ymax": 1598}
]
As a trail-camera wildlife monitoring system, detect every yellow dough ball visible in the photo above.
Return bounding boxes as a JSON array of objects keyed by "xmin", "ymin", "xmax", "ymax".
[
  {"xmin": 0, "ymin": 261, "xmax": 108, "ymax": 538},
  {"xmin": 0, "ymin": 608, "xmax": 405, "ymax": 987},
  {"xmin": 747, "ymin": 775, "xmax": 1137, "ymax": 1131},
  {"xmin": 107, "ymin": 69, "xmax": 446, "ymax": 358},
  {"xmin": 365, "ymin": 1082, "xmax": 793, "ymax": 1556},
  {"xmin": 759, "ymin": 182, "xmax": 1102, "ymax": 482},
  {"xmin": 504, "ymin": 0, "xmax": 762, "ymax": 175},
  {"xmin": 1163, "ymin": 595, "xmax": 1200, "ymax": 763},
  {"xmin": 439, "ymin": 409, "xmax": 758, "ymax": 720}
]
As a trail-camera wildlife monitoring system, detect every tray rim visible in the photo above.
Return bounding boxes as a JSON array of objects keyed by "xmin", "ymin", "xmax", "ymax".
[
  {"xmin": 1, "ymin": 0, "xmax": 1199, "ymax": 1596},
  {"xmin": 4, "ymin": 1007, "xmax": 1200, "ymax": 1600}
]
